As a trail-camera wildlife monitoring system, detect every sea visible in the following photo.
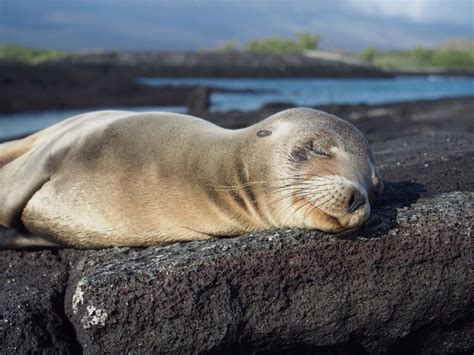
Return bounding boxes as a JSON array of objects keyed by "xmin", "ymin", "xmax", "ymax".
[{"xmin": 1, "ymin": 76, "xmax": 473, "ymax": 141}]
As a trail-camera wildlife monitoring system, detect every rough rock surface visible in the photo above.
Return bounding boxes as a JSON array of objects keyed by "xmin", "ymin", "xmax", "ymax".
[
  {"xmin": 0, "ymin": 97, "xmax": 473, "ymax": 354},
  {"xmin": 374, "ymin": 132, "xmax": 474, "ymax": 200},
  {"xmin": 66, "ymin": 192, "xmax": 473, "ymax": 354},
  {"xmin": 0, "ymin": 250, "xmax": 81, "ymax": 354}
]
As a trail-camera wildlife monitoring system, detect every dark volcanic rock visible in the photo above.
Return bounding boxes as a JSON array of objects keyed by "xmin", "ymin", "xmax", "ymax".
[
  {"xmin": 342, "ymin": 96, "xmax": 474, "ymax": 143},
  {"xmin": 186, "ymin": 86, "xmax": 211, "ymax": 114},
  {"xmin": 0, "ymin": 62, "xmax": 275, "ymax": 114},
  {"xmin": 374, "ymin": 132, "xmax": 474, "ymax": 202},
  {"xmin": 57, "ymin": 51, "xmax": 391, "ymax": 78},
  {"xmin": 0, "ymin": 51, "xmax": 390, "ymax": 114},
  {"xmin": 0, "ymin": 63, "xmax": 197, "ymax": 113},
  {"xmin": 0, "ymin": 97, "xmax": 473, "ymax": 353},
  {"xmin": 66, "ymin": 192, "xmax": 473, "ymax": 354},
  {"xmin": 0, "ymin": 250, "xmax": 81, "ymax": 354},
  {"xmin": 201, "ymin": 96, "xmax": 474, "ymax": 134}
]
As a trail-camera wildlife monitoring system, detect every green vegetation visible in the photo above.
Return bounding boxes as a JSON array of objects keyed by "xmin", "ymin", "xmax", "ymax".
[
  {"xmin": 361, "ymin": 41, "xmax": 474, "ymax": 69},
  {"xmin": 0, "ymin": 43, "xmax": 72, "ymax": 63},
  {"xmin": 245, "ymin": 32, "xmax": 320, "ymax": 54},
  {"xmin": 360, "ymin": 48, "xmax": 377, "ymax": 63},
  {"xmin": 214, "ymin": 32, "xmax": 321, "ymax": 54},
  {"xmin": 4, "ymin": 38, "xmax": 472, "ymax": 70}
]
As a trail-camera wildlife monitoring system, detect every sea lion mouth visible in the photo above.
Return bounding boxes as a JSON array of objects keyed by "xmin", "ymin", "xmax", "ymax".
[
  {"xmin": 292, "ymin": 196, "xmax": 357, "ymax": 233},
  {"xmin": 307, "ymin": 206, "xmax": 346, "ymax": 233},
  {"xmin": 287, "ymin": 172, "xmax": 372, "ymax": 233},
  {"xmin": 321, "ymin": 212, "xmax": 346, "ymax": 231},
  {"xmin": 310, "ymin": 205, "xmax": 369, "ymax": 234},
  {"xmin": 325, "ymin": 212, "xmax": 369, "ymax": 233}
]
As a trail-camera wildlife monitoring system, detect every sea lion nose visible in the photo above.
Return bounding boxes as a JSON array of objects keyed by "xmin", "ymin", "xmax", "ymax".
[{"xmin": 347, "ymin": 188, "xmax": 366, "ymax": 212}]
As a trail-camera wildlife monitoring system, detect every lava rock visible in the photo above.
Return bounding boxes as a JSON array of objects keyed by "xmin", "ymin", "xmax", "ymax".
[
  {"xmin": 374, "ymin": 132, "xmax": 474, "ymax": 202},
  {"xmin": 0, "ymin": 250, "xmax": 81, "ymax": 354},
  {"xmin": 186, "ymin": 86, "xmax": 211, "ymax": 114},
  {"xmin": 1, "ymin": 97, "xmax": 473, "ymax": 354},
  {"xmin": 66, "ymin": 192, "xmax": 473, "ymax": 354}
]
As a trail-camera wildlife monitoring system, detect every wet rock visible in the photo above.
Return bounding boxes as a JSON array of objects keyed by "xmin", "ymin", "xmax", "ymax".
[{"xmin": 66, "ymin": 192, "xmax": 473, "ymax": 354}]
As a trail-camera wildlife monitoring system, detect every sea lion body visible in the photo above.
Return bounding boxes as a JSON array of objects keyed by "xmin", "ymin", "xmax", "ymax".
[{"xmin": 0, "ymin": 109, "xmax": 382, "ymax": 248}]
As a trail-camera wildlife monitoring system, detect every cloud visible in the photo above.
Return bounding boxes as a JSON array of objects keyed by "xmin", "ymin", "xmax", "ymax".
[
  {"xmin": 346, "ymin": 0, "xmax": 473, "ymax": 25},
  {"xmin": 0, "ymin": 0, "xmax": 472, "ymax": 50}
]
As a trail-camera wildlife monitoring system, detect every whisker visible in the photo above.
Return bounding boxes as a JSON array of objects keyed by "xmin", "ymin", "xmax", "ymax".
[
  {"xmin": 270, "ymin": 188, "xmax": 309, "ymax": 205},
  {"xmin": 286, "ymin": 191, "xmax": 333, "ymax": 221},
  {"xmin": 211, "ymin": 173, "xmax": 336, "ymax": 192},
  {"xmin": 269, "ymin": 184, "xmax": 339, "ymax": 210},
  {"xmin": 304, "ymin": 193, "xmax": 336, "ymax": 219},
  {"xmin": 211, "ymin": 180, "xmax": 271, "ymax": 191}
]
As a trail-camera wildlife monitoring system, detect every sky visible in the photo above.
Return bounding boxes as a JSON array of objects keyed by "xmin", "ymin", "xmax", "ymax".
[{"xmin": 0, "ymin": 0, "xmax": 472, "ymax": 51}]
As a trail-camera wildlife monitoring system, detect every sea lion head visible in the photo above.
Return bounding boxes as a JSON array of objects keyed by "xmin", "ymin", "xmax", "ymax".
[{"xmin": 257, "ymin": 108, "xmax": 383, "ymax": 233}]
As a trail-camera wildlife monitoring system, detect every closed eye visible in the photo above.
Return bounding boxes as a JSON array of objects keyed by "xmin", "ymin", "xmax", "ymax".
[
  {"xmin": 290, "ymin": 142, "xmax": 330, "ymax": 162},
  {"xmin": 312, "ymin": 149, "xmax": 329, "ymax": 157},
  {"xmin": 305, "ymin": 139, "xmax": 330, "ymax": 157}
]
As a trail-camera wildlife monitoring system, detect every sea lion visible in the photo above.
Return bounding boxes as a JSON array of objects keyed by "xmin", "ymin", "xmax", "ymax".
[{"xmin": 0, "ymin": 108, "xmax": 382, "ymax": 249}]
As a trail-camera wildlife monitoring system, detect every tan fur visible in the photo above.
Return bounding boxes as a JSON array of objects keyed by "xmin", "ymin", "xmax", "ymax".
[{"xmin": 0, "ymin": 109, "xmax": 381, "ymax": 249}]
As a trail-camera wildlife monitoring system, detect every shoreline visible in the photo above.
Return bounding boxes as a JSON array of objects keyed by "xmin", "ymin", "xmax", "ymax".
[
  {"xmin": 1, "ymin": 59, "xmax": 472, "ymax": 114},
  {"xmin": 1, "ymin": 96, "xmax": 472, "ymax": 145},
  {"xmin": 0, "ymin": 56, "xmax": 389, "ymax": 114}
]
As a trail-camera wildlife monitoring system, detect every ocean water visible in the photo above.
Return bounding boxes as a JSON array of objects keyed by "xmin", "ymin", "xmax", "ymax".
[
  {"xmin": 140, "ymin": 76, "xmax": 474, "ymax": 111},
  {"xmin": 1, "ymin": 76, "xmax": 473, "ymax": 141},
  {"xmin": 0, "ymin": 106, "xmax": 186, "ymax": 141}
]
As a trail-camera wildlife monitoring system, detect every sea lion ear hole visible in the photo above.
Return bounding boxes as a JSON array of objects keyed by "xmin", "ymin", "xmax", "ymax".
[{"xmin": 256, "ymin": 129, "xmax": 272, "ymax": 137}]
